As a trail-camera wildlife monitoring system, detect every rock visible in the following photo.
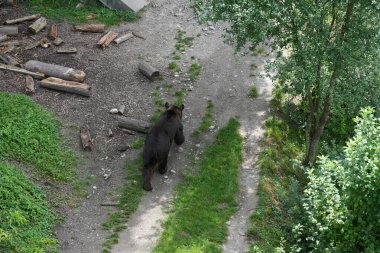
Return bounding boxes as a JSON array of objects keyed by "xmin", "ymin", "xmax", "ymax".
[
  {"xmin": 178, "ymin": 147, "xmax": 184, "ymax": 153},
  {"xmin": 207, "ymin": 21, "xmax": 213, "ymax": 26},
  {"xmin": 195, "ymin": 144, "xmax": 201, "ymax": 148},
  {"xmin": 209, "ymin": 125, "xmax": 215, "ymax": 130},
  {"xmin": 93, "ymin": 186, "xmax": 97, "ymax": 190},
  {"xmin": 164, "ymin": 175, "xmax": 169, "ymax": 179},
  {"xmin": 118, "ymin": 145, "xmax": 130, "ymax": 152},
  {"xmin": 76, "ymin": 3, "xmax": 84, "ymax": 8},
  {"xmin": 170, "ymin": 169, "xmax": 176, "ymax": 174},
  {"xmin": 110, "ymin": 108, "xmax": 118, "ymax": 114},
  {"xmin": 202, "ymin": 27, "xmax": 208, "ymax": 31},
  {"xmin": 226, "ymin": 221, "xmax": 231, "ymax": 226},
  {"xmin": 209, "ymin": 26, "xmax": 215, "ymax": 30}
]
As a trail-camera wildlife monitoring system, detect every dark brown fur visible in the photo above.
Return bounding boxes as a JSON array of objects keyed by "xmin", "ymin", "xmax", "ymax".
[{"xmin": 142, "ymin": 103, "xmax": 185, "ymax": 191}]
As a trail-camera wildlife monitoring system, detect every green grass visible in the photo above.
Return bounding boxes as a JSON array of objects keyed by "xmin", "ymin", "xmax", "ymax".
[
  {"xmin": 248, "ymin": 86, "xmax": 258, "ymax": 98},
  {"xmin": 130, "ymin": 136, "xmax": 145, "ymax": 149},
  {"xmin": 154, "ymin": 118, "xmax": 243, "ymax": 253},
  {"xmin": 168, "ymin": 62, "xmax": 182, "ymax": 73},
  {"xmin": 102, "ymin": 154, "xmax": 144, "ymax": 253},
  {"xmin": 175, "ymin": 30, "xmax": 194, "ymax": 51},
  {"xmin": 162, "ymin": 82, "xmax": 173, "ymax": 89},
  {"xmin": 150, "ymin": 108, "xmax": 164, "ymax": 123},
  {"xmin": 188, "ymin": 64, "xmax": 202, "ymax": 81},
  {"xmin": 151, "ymin": 89, "xmax": 166, "ymax": 106},
  {"xmin": 26, "ymin": 0, "xmax": 138, "ymax": 26},
  {"xmin": 192, "ymin": 100, "xmax": 214, "ymax": 137},
  {"xmin": 0, "ymin": 162, "xmax": 58, "ymax": 253},
  {"xmin": 247, "ymin": 116, "xmax": 305, "ymax": 252},
  {"xmin": 0, "ymin": 92, "xmax": 76, "ymax": 181},
  {"xmin": 174, "ymin": 89, "xmax": 187, "ymax": 106}
]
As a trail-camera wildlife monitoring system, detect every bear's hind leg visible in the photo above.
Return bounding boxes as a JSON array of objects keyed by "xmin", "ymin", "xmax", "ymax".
[
  {"xmin": 158, "ymin": 156, "xmax": 168, "ymax": 175},
  {"xmin": 143, "ymin": 165, "xmax": 154, "ymax": 191}
]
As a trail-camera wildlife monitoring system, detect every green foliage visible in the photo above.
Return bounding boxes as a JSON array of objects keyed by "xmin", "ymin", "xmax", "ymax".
[
  {"xmin": 188, "ymin": 64, "xmax": 202, "ymax": 81},
  {"xmin": 168, "ymin": 62, "xmax": 182, "ymax": 73},
  {"xmin": 26, "ymin": 0, "xmax": 138, "ymax": 26},
  {"xmin": 0, "ymin": 92, "xmax": 76, "ymax": 181},
  {"xmin": 173, "ymin": 89, "xmax": 187, "ymax": 106},
  {"xmin": 192, "ymin": 100, "xmax": 214, "ymax": 137},
  {"xmin": 0, "ymin": 162, "xmax": 58, "ymax": 253},
  {"xmin": 154, "ymin": 118, "xmax": 243, "ymax": 253},
  {"xmin": 248, "ymin": 86, "xmax": 258, "ymax": 98},
  {"xmin": 290, "ymin": 107, "xmax": 380, "ymax": 252},
  {"xmin": 151, "ymin": 89, "xmax": 166, "ymax": 106},
  {"xmin": 248, "ymin": 116, "xmax": 305, "ymax": 252},
  {"xmin": 175, "ymin": 30, "xmax": 194, "ymax": 51},
  {"xmin": 150, "ymin": 108, "xmax": 164, "ymax": 124},
  {"xmin": 130, "ymin": 137, "xmax": 145, "ymax": 149},
  {"xmin": 102, "ymin": 154, "xmax": 144, "ymax": 252}
]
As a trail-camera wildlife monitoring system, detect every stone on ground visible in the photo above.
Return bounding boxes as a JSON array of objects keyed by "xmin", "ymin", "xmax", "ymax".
[{"xmin": 99, "ymin": 0, "xmax": 148, "ymax": 12}]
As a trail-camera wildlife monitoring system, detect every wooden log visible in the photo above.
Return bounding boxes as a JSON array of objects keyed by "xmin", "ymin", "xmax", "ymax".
[
  {"xmin": 4, "ymin": 14, "xmax": 41, "ymax": 25},
  {"xmin": 0, "ymin": 26, "xmax": 18, "ymax": 35},
  {"xmin": 48, "ymin": 24, "xmax": 58, "ymax": 40},
  {"xmin": 117, "ymin": 117, "xmax": 151, "ymax": 134},
  {"xmin": 74, "ymin": 23, "xmax": 105, "ymax": 33},
  {"xmin": 138, "ymin": 62, "xmax": 160, "ymax": 81},
  {"xmin": 25, "ymin": 60, "xmax": 86, "ymax": 82},
  {"xmin": 0, "ymin": 35, "xmax": 8, "ymax": 43},
  {"xmin": 0, "ymin": 53, "xmax": 19, "ymax": 66},
  {"xmin": 0, "ymin": 63, "xmax": 45, "ymax": 79},
  {"xmin": 28, "ymin": 17, "xmax": 47, "ymax": 34},
  {"xmin": 80, "ymin": 127, "xmax": 92, "ymax": 151},
  {"xmin": 0, "ymin": 40, "xmax": 22, "ymax": 47},
  {"xmin": 97, "ymin": 31, "xmax": 118, "ymax": 48},
  {"xmin": 25, "ymin": 75, "xmax": 35, "ymax": 95},
  {"xmin": 114, "ymin": 32, "xmax": 133, "ymax": 44},
  {"xmin": 56, "ymin": 47, "xmax": 77, "ymax": 54},
  {"xmin": 53, "ymin": 37, "xmax": 64, "ymax": 46},
  {"xmin": 39, "ymin": 77, "xmax": 91, "ymax": 97}
]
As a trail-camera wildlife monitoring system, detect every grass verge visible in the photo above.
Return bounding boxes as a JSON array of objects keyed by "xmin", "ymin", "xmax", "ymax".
[
  {"xmin": 101, "ymin": 154, "xmax": 144, "ymax": 253},
  {"xmin": 0, "ymin": 92, "xmax": 76, "ymax": 181},
  {"xmin": 26, "ymin": 0, "xmax": 138, "ymax": 26},
  {"xmin": 0, "ymin": 162, "xmax": 58, "ymax": 253},
  {"xmin": 154, "ymin": 118, "xmax": 243, "ymax": 253},
  {"xmin": 247, "ymin": 116, "xmax": 305, "ymax": 252},
  {"xmin": 192, "ymin": 100, "xmax": 214, "ymax": 137}
]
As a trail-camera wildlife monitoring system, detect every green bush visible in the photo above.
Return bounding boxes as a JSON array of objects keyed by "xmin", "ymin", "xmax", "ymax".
[{"xmin": 0, "ymin": 162, "xmax": 58, "ymax": 253}]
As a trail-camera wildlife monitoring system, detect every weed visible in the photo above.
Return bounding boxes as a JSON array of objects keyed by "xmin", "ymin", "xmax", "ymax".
[
  {"xmin": 173, "ymin": 54, "xmax": 181, "ymax": 60},
  {"xmin": 162, "ymin": 82, "xmax": 173, "ymax": 89},
  {"xmin": 150, "ymin": 108, "xmax": 164, "ymax": 123},
  {"xmin": 151, "ymin": 89, "xmax": 166, "ymax": 106},
  {"xmin": 26, "ymin": 0, "xmax": 138, "ymax": 26},
  {"xmin": 102, "ymin": 154, "xmax": 144, "ymax": 252},
  {"xmin": 188, "ymin": 63, "xmax": 202, "ymax": 81},
  {"xmin": 130, "ymin": 137, "xmax": 145, "ymax": 149},
  {"xmin": 173, "ymin": 89, "xmax": 187, "ymax": 106},
  {"xmin": 248, "ymin": 86, "xmax": 258, "ymax": 98},
  {"xmin": 192, "ymin": 100, "xmax": 214, "ymax": 137},
  {"xmin": 168, "ymin": 62, "xmax": 182, "ymax": 73},
  {"xmin": 175, "ymin": 30, "xmax": 194, "ymax": 51},
  {"xmin": 154, "ymin": 118, "xmax": 243, "ymax": 252}
]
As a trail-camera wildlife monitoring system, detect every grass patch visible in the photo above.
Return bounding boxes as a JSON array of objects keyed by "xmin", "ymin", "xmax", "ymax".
[
  {"xmin": 102, "ymin": 154, "xmax": 144, "ymax": 253},
  {"xmin": 173, "ymin": 89, "xmax": 187, "ymax": 106},
  {"xmin": 168, "ymin": 62, "xmax": 182, "ymax": 73},
  {"xmin": 162, "ymin": 82, "xmax": 173, "ymax": 89},
  {"xmin": 248, "ymin": 86, "xmax": 258, "ymax": 98},
  {"xmin": 130, "ymin": 136, "xmax": 145, "ymax": 149},
  {"xmin": 0, "ymin": 92, "xmax": 76, "ymax": 181},
  {"xmin": 175, "ymin": 30, "xmax": 194, "ymax": 51},
  {"xmin": 154, "ymin": 118, "xmax": 243, "ymax": 253},
  {"xmin": 25, "ymin": 0, "xmax": 138, "ymax": 27},
  {"xmin": 150, "ymin": 108, "xmax": 164, "ymax": 124},
  {"xmin": 0, "ymin": 162, "xmax": 59, "ymax": 253},
  {"xmin": 247, "ymin": 116, "xmax": 305, "ymax": 252},
  {"xmin": 173, "ymin": 54, "xmax": 181, "ymax": 60},
  {"xmin": 188, "ymin": 63, "xmax": 202, "ymax": 81},
  {"xmin": 151, "ymin": 89, "xmax": 166, "ymax": 106},
  {"xmin": 192, "ymin": 100, "xmax": 214, "ymax": 137}
]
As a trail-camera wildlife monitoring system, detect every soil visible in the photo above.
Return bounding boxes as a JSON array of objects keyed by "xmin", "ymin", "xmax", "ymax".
[{"xmin": 0, "ymin": 1, "xmax": 273, "ymax": 252}]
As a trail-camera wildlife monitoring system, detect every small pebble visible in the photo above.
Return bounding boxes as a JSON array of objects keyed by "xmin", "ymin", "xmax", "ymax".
[{"xmin": 110, "ymin": 108, "xmax": 118, "ymax": 114}]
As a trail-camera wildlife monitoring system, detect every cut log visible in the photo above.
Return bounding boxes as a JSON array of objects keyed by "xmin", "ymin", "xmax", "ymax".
[
  {"xmin": 0, "ymin": 35, "xmax": 8, "ymax": 43},
  {"xmin": 4, "ymin": 14, "xmax": 41, "ymax": 25},
  {"xmin": 80, "ymin": 127, "xmax": 93, "ymax": 151},
  {"xmin": 114, "ymin": 32, "xmax": 133, "ymax": 44},
  {"xmin": 74, "ymin": 23, "xmax": 105, "ymax": 33},
  {"xmin": 117, "ymin": 117, "xmax": 151, "ymax": 134},
  {"xmin": 0, "ymin": 63, "xmax": 45, "ymax": 79},
  {"xmin": 56, "ymin": 47, "xmax": 77, "ymax": 54},
  {"xmin": 39, "ymin": 77, "xmax": 91, "ymax": 97},
  {"xmin": 0, "ymin": 26, "xmax": 18, "ymax": 35},
  {"xmin": 0, "ymin": 53, "xmax": 19, "ymax": 66},
  {"xmin": 25, "ymin": 75, "xmax": 35, "ymax": 95},
  {"xmin": 97, "ymin": 31, "xmax": 118, "ymax": 48},
  {"xmin": 48, "ymin": 24, "xmax": 58, "ymax": 40},
  {"xmin": 138, "ymin": 62, "xmax": 160, "ymax": 80},
  {"xmin": 28, "ymin": 17, "xmax": 47, "ymax": 34},
  {"xmin": 53, "ymin": 37, "xmax": 64, "ymax": 46},
  {"xmin": 25, "ymin": 60, "xmax": 86, "ymax": 82}
]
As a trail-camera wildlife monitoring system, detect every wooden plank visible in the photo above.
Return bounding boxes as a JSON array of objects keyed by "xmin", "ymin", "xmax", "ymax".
[
  {"xmin": 80, "ymin": 127, "xmax": 93, "ymax": 151},
  {"xmin": 97, "ymin": 31, "xmax": 118, "ymax": 48},
  {"xmin": 48, "ymin": 24, "xmax": 58, "ymax": 40},
  {"xmin": 28, "ymin": 17, "xmax": 47, "ymax": 34},
  {"xmin": 39, "ymin": 77, "xmax": 91, "ymax": 97},
  {"xmin": 117, "ymin": 117, "xmax": 151, "ymax": 134},
  {"xmin": 25, "ymin": 60, "xmax": 86, "ymax": 82},
  {"xmin": 0, "ymin": 63, "xmax": 45, "ymax": 79},
  {"xmin": 4, "ymin": 14, "xmax": 41, "ymax": 25},
  {"xmin": 114, "ymin": 32, "xmax": 133, "ymax": 44},
  {"xmin": 25, "ymin": 75, "xmax": 35, "ymax": 95},
  {"xmin": 0, "ymin": 53, "xmax": 19, "ymax": 66},
  {"xmin": 74, "ymin": 23, "xmax": 105, "ymax": 33},
  {"xmin": 0, "ymin": 26, "xmax": 18, "ymax": 36},
  {"xmin": 138, "ymin": 62, "xmax": 160, "ymax": 80},
  {"xmin": 56, "ymin": 47, "xmax": 77, "ymax": 54}
]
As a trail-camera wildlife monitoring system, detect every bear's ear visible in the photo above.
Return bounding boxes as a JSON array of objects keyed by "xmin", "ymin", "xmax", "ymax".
[
  {"xmin": 165, "ymin": 102, "xmax": 170, "ymax": 109},
  {"xmin": 180, "ymin": 104, "xmax": 184, "ymax": 111}
]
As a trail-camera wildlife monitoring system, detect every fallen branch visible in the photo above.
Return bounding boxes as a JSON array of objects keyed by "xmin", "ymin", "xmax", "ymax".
[
  {"xmin": 74, "ymin": 23, "xmax": 105, "ymax": 33},
  {"xmin": 5, "ymin": 14, "xmax": 41, "ymax": 25},
  {"xmin": 38, "ymin": 77, "xmax": 91, "ymax": 97},
  {"xmin": 56, "ymin": 47, "xmax": 77, "ymax": 54},
  {"xmin": 97, "ymin": 31, "xmax": 118, "ymax": 48},
  {"xmin": 0, "ymin": 63, "xmax": 45, "ymax": 79},
  {"xmin": 117, "ymin": 117, "xmax": 151, "ymax": 134},
  {"xmin": 114, "ymin": 32, "xmax": 133, "ymax": 44}
]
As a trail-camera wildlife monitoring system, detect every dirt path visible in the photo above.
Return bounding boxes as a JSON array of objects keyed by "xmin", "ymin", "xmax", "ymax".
[{"xmin": 0, "ymin": 1, "xmax": 272, "ymax": 252}]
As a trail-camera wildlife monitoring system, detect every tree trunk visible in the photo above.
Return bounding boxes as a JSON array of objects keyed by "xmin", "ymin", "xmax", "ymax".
[
  {"xmin": 39, "ymin": 77, "xmax": 91, "ymax": 97},
  {"xmin": 117, "ymin": 117, "xmax": 151, "ymax": 134}
]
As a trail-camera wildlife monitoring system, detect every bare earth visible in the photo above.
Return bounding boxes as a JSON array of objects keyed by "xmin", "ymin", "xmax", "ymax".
[{"xmin": 0, "ymin": 0, "xmax": 273, "ymax": 252}]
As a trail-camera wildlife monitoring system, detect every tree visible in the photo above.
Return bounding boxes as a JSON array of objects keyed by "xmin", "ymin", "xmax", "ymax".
[
  {"xmin": 291, "ymin": 107, "xmax": 380, "ymax": 252},
  {"xmin": 195, "ymin": 0, "xmax": 380, "ymax": 165}
]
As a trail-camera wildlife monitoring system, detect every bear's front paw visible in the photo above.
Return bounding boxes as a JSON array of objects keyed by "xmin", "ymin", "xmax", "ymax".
[{"xmin": 143, "ymin": 183, "xmax": 153, "ymax": 191}]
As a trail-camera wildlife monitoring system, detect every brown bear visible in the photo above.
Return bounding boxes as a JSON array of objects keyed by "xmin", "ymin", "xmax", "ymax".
[{"xmin": 143, "ymin": 102, "xmax": 185, "ymax": 191}]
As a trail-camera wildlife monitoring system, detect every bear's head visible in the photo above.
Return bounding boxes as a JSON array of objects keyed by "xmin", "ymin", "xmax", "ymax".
[{"xmin": 165, "ymin": 102, "xmax": 184, "ymax": 120}]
